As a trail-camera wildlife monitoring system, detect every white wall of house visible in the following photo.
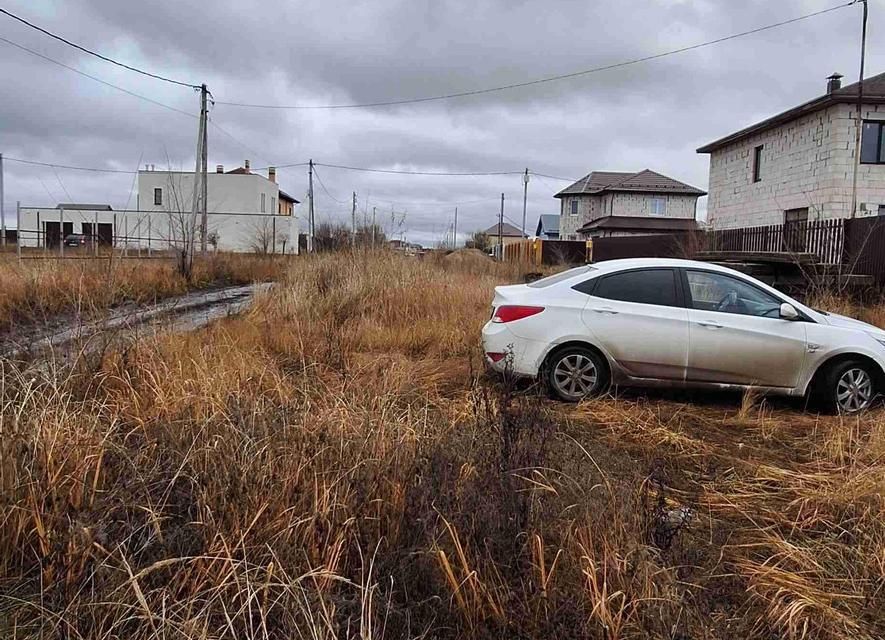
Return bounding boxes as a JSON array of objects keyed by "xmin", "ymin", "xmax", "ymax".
[
  {"xmin": 558, "ymin": 192, "xmax": 698, "ymax": 240},
  {"xmin": 705, "ymin": 103, "xmax": 885, "ymax": 229},
  {"xmin": 17, "ymin": 207, "xmax": 297, "ymax": 254},
  {"xmin": 137, "ymin": 170, "xmax": 283, "ymax": 215}
]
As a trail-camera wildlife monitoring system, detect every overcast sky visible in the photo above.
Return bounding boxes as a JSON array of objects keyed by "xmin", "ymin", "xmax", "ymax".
[{"xmin": 1, "ymin": 0, "xmax": 882, "ymax": 245}]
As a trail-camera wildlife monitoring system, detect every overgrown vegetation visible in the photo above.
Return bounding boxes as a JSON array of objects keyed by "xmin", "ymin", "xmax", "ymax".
[
  {"xmin": 1, "ymin": 251, "xmax": 884, "ymax": 639},
  {"xmin": 0, "ymin": 253, "xmax": 285, "ymax": 333}
]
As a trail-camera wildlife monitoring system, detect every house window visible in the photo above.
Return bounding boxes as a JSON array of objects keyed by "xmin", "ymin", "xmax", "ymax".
[
  {"xmin": 153, "ymin": 188, "xmax": 162, "ymax": 206},
  {"xmin": 570, "ymin": 199, "xmax": 578, "ymax": 216},
  {"xmin": 861, "ymin": 121, "xmax": 885, "ymax": 164},
  {"xmin": 271, "ymin": 196, "xmax": 276, "ymax": 214},
  {"xmin": 650, "ymin": 197, "xmax": 667, "ymax": 216},
  {"xmin": 753, "ymin": 145, "xmax": 763, "ymax": 182},
  {"xmin": 260, "ymin": 193, "xmax": 266, "ymax": 213}
]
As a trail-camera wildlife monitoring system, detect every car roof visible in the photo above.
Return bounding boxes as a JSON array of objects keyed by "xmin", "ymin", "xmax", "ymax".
[{"xmin": 589, "ymin": 257, "xmax": 743, "ymax": 275}]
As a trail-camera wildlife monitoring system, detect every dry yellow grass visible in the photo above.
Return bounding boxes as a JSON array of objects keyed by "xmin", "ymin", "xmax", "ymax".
[
  {"xmin": 1, "ymin": 251, "xmax": 884, "ymax": 639},
  {"xmin": 0, "ymin": 252, "xmax": 286, "ymax": 333}
]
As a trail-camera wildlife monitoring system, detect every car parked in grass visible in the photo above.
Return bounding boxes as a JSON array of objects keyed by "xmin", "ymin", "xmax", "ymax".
[{"xmin": 482, "ymin": 258, "xmax": 885, "ymax": 414}]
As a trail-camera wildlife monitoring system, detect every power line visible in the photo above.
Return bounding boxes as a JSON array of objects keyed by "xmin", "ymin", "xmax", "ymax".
[
  {"xmin": 310, "ymin": 166, "xmax": 349, "ymax": 204},
  {"xmin": 0, "ymin": 35, "xmax": 196, "ymax": 118},
  {"xmin": 0, "ymin": 7, "xmax": 199, "ymax": 88},
  {"xmin": 213, "ymin": 2, "xmax": 852, "ymax": 110},
  {"xmin": 4, "ymin": 156, "xmax": 138, "ymax": 174},
  {"xmin": 531, "ymin": 171, "xmax": 577, "ymax": 182},
  {"xmin": 314, "ymin": 162, "xmax": 521, "ymax": 176}
]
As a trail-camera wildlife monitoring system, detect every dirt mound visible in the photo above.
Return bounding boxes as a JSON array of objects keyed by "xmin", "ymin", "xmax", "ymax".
[{"xmin": 442, "ymin": 248, "xmax": 492, "ymax": 267}]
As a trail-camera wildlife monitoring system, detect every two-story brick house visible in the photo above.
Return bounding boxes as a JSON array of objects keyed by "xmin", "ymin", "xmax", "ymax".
[
  {"xmin": 555, "ymin": 169, "xmax": 705, "ymax": 240},
  {"xmin": 698, "ymin": 72, "xmax": 885, "ymax": 230}
]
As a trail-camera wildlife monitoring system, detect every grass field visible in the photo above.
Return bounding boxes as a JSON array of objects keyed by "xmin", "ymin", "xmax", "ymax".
[
  {"xmin": 0, "ymin": 252, "xmax": 285, "ymax": 334},
  {"xmin": 1, "ymin": 250, "xmax": 884, "ymax": 639}
]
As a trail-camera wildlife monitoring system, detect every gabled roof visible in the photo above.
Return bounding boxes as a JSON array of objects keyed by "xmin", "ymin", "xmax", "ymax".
[
  {"xmin": 698, "ymin": 71, "xmax": 885, "ymax": 153},
  {"xmin": 535, "ymin": 214, "xmax": 560, "ymax": 235},
  {"xmin": 279, "ymin": 189, "xmax": 300, "ymax": 204},
  {"xmin": 483, "ymin": 222, "xmax": 525, "ymax": 238},
  {"xmin": 55, "ymin": 203, "xmax": 113, "ymax": 211},
  {"xmin": 577, "ymin": 216, "xmax": 699, "ymax": 234},
  {"xmin": 555, "ymin": 169, "xmax": 705, "ymax": 198}
]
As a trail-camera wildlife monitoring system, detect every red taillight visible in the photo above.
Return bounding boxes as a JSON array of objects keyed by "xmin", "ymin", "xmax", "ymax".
[
  {"xmin": 486, "ymin": 352, "xmax": 507, "ymax": 363},
  {"xmin": 492, "ymin": 305, "xmax": 545, "ymax": 323}
]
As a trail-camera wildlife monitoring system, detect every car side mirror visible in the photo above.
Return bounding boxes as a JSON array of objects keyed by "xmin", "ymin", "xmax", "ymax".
[{"xmin": 780, "ymin": 302, "xmax": 800, "ymax": 321}]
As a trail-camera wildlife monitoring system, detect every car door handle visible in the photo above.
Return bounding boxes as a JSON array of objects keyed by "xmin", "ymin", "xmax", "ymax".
[
  {"xmin": 592, "ymin": 307, "xmax": 619, "ymax": 314},
  {"xmin": 696, "ymin": 321, "xmax": 722, "ymax": 329}
]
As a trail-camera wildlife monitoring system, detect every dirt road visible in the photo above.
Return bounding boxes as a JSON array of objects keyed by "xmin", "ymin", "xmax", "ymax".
[{"xmin": 1, "ymin": 282, "xmax": 272, "ymax": 360}]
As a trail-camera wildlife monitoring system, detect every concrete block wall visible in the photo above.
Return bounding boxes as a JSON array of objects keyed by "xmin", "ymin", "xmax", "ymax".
[{"xmin": 706, "ymin": 103, "xmax": 885, "ymax": 230}]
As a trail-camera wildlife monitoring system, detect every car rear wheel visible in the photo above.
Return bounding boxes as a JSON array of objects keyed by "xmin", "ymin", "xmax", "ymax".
[
  {"xmin": 546, "ymin": 346, "xmax": 609, "ymax": 402},
  {"xmin": 818, "ymin": 360, "xmax": 877, "ymax": 415}
]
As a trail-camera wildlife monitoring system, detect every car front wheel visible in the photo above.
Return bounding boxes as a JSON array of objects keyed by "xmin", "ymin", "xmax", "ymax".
[
  {"xmin": 819, "ymin": 360, "xmax": 877, "ymax": 415},
  {"xmin": 546, "ymin": 346, "xmax": 609, "ymax": 402}
]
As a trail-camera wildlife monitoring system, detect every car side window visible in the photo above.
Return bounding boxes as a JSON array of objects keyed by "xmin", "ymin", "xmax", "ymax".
[
  {"xmin": 593, "ymin": 269, "xmax": 678, "ymax": 307},
  {"xmin": 686, "ymin": 271, "xmax": 782, "ymax": 318}
]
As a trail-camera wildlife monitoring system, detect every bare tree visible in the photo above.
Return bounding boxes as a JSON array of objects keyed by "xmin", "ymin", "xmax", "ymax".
[{"xmin": 249, "ymin": 217, "xmax": 275, "ymax": 254}]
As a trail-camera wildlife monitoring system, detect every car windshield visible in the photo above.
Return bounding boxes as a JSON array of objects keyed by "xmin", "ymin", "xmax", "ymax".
[{"xmin": 526, "ymin": 265, "xmax": 595, "ymax": 288}]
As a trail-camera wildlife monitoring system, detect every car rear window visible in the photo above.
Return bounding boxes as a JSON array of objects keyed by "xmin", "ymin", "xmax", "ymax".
[
  {"xmin": 526, "ymin": 265, "xmax": 595, "ymax": 288},
  {"xmin": 593, "ymin": 269, "xmax": 678, "ymax": 307}
]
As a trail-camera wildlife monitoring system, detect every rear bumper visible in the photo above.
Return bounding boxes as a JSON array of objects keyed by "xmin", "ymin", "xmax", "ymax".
[{"xmin": 481, "ymin": 321, "xmax": 548, "ymax": 377}]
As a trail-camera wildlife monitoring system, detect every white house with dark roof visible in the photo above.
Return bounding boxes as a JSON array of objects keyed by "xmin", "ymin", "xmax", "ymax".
[
  {"xmin": 555, "ymin": 169, "xmax": 705, "ymax": 240},
  {"xmin": 698, "ymin": 71, "xmax": 885, "ymax": 230}
]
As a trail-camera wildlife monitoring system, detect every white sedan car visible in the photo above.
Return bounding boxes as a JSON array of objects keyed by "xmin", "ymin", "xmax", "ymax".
[{"xmin": 482, "ymin": 258, "xmax": 885, "ymax": 414}]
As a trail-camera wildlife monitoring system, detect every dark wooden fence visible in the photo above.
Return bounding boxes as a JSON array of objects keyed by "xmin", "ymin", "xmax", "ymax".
[
  {"xmin": 589, "ymin": 217, "xmax": 885, "ymax": 287},
  {"xmin": 709, "ymin": 219, "xmax": 845, "ymax": 264}
]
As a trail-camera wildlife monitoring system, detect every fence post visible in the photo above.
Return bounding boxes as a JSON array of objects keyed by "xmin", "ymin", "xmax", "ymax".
[
  {"xmin": 16, "ymin": 201, "xmax": 20, "ymax": 262},
  {"xmin": 59, "ymin": 206, "xmax": 64, "ymax": 258},
  {"xmin": 148, "ymin": 214, "xmax": 152, "ymax": 257},
  {"xmin": 94, "ymin": 209, "xmax": 98, "ymax": 256}
]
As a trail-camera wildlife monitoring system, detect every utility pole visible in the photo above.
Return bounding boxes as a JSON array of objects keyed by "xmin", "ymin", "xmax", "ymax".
[
  {"xmin": 850, "ymin": 0, "xmax": 868, "ymax": 219},
  {"xmin": 199, "ymin": 83, "xmax": 209, "ymax": 252},
  {"xmin": 16, "ymin": 201, "xmax": 21, "ymax": 262},
  {"xmin": 189, "ymin": 86, "xmax": 205, "ymax": 270},
  {"xmin": 351, "ymin": 191, "xmax": 357, "ymax": 246},
  {"xmin": 0, "ymin": 153, "xmax": 5, "ymax": 249},
  {"xmin": 522, "ymin": 168, "xmax": 529, "ymax": 238},
  {"xmin": 59, "ymin": 205, "xmax": 64, "ymax": 258},
  {"xmin": 453, "ymin": 206, "xmax": 458, "ymax": 249},
  {"xmin": 307, "ymin": 159, "xmax": 315, "ymax": 252},
  {"xmin": 498, "ymin": 193, "xmax": 504, "ymax": 260},
  {"xmin": 372, "ymin": 206, "xmax": 377, "ymax": 248}
]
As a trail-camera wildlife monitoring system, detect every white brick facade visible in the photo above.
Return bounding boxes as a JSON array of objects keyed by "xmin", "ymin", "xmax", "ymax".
[
  {"xmin": 559, "ymin": 192, "xmax": 698, "ymax": 240},
  {"xmin": 705, "ymin": 103, "xmax": 885, "ymax": 229}
]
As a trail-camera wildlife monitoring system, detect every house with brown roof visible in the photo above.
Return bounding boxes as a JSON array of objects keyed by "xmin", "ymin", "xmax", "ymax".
[
  {"xmin": 482, "ymin": 221, "xmax": 526, "ymax": 255},
  {"xmin": 698, "ymin": 71, "xmax": 885, "ymax": 230},
  {"xmin": 555, "ymin": 169, "xmax": 705, "ymax": 240}
]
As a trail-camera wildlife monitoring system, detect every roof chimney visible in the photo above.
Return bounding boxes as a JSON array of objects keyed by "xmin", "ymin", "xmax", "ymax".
[
  {"xmin": 827, "ymin": 72, "xmax": 843, "ymax": 94},
  {"xmin": 244, "ymin": 159, "xmax": 250, "ymax": 173},
  {"xmin": 216, "ymin": 164, "xmax": 224, "ymax": 173},
  {"xmin": 268, "ymin": 166, "xmax": 276, "ymax": 183}
]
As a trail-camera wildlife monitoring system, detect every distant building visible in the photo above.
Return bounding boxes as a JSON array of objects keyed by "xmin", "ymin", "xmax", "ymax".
[
  {"xmin": 698, "ymin": 71, "xmax": 885, "ymax": 229},
  {"xmin": 555, "ymin": 169, "xmax": 705, "ymax": 240},
  {"xmin": 19, "ymin": 161, "xmax": 300, "ymax": 253},
  {"xmin": 535, "ymin": 214, "xmax": 560, "ymax": 239},
  {"xmin": 483, "ymin": 222, "xmax": 526, "ymax": 254}
]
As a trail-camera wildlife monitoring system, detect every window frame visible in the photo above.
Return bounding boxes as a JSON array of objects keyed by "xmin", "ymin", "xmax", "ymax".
[
  {"xmin": 753, "ymin": 145, "xmax": 763, "ymax": 182},
  {"xmin": 679, "ymin": 268, "xmax": 810, "ymax": 321},
  {"xmin": 576, "ymin": 267, "xmax": 684, "ymax": 308},
  {"xmin": 860, "ymin": 120, "xmax": 885, "ymax": 165},
  {"xmin": 650, "ymin": 197, "xmax": 667, "ymax": 216},
  {"xmin": 569, "ymin": 199, "xmax": 579, "ymax": 216},
  {"xmin": 153, "ymin": 187, "xmax": 163, "ymax": 206},
  {"xmin": 260, "ymin": 193, "xmax": 266, "ymax": 213}
]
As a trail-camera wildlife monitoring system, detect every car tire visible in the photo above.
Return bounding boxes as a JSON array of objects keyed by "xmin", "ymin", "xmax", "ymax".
[
  {"xmin": 816, "ymin": 359, "xmax": 878, "ymax": 415},
  {"xmin": 545, "ymin": 346, "xmax": 609, "ymax": 403}
]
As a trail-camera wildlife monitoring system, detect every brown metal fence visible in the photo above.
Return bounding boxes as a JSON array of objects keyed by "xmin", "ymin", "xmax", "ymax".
[
  {"xmin": 590, "ymin": 233, "xmax": 702, "ymax": 262},
  {"xmin": 844, "ymin": 217, "xmax": 885, "ymax": 284}
]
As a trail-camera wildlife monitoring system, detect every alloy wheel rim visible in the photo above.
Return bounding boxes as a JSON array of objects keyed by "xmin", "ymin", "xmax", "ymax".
[
  {"xmin": 836, "ymin": 368, "xmax": 873, "ymax": 413},
  {"xmin": 553, "ymin": 354, "xmax": 598, "ymax": 399}
]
